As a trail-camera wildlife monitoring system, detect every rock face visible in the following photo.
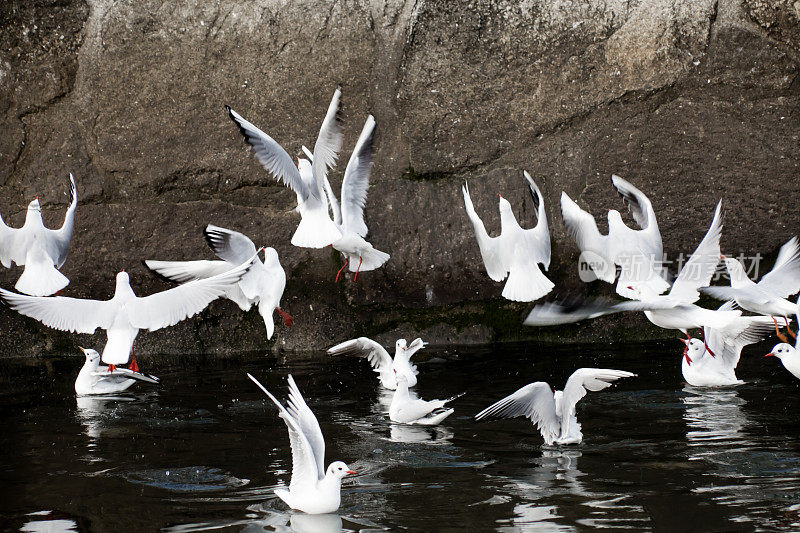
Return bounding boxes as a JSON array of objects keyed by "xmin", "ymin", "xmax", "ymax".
[{"xmin": 1, "ymin": 0, "xmax": 798, "ymax": 357}]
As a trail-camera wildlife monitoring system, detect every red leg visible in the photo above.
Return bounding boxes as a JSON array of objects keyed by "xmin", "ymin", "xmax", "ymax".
[
  {"xmin": 335, "ymin": 258, "xmax": 350, "ymax": 282},
  {"xmin": 784, "ymin": 316, "xmax": 797, "ymax": 339},
  {"xmin": 700, "ymin": 330, "xmax": 716, "ymax": 358},
  {"xmin": 108, "ymin": 364, "xmax": 117, "ymax": 373},
  {"xmin": 129, "ymin": 347, "xmax": 139, "ymax": 373},
  {"xmin": 276, "ymin": 307, "xmax": 294, "ymax": 327},
  {"xmin": 354, "ymin": 257, "xmax": 363, "ymax": 282},
  {"xmin": 773, "ymin": 317, "xmax": 789, "ymax": 343}
]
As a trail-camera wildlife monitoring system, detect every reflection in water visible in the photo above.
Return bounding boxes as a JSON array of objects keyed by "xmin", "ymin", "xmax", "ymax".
[
  {"xmin": 389, "ymin": 424, "xmax": 453, "ymax": 444},
  {"xmin": 683, "ymin": 388, "xmax": 800, "ymax": 530},
  {"xmin": 371, "ymin": 388, "xmax": 417, "ymax": 415},
  {"xmin": 75, "ymin": 394, "xmax": 134, "ymax": 441}
]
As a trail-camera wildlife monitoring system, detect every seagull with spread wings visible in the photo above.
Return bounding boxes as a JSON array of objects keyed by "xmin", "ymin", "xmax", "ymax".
[
  {"xmin": 0, "ymin": 251, "xmax": 259, "ymax": 371},
  {"xmin": 475, "ymin": 368, "xmax": 635, "ymax": 445},
  {"xmin": 462, "ymin": 171, "xmax": 553, "ymax": 302},
  {"xmin": 227, "ymin": 88, "xmax": 343, "ymax": 248},
  {"xmin": 248, "ymin": 373, "xmax": 355, "ymax": 514},
  {"xmin": 561, "ymin": 175, "xmax": 670, "ymax": 299},
  {"xmin": 145, "ymin": 224, "xmax": 292, "ymax": 340},
  {"xmin": 327, "ymin": 337, "xmax": 426, "ymax": 390},
  {"xmin": 0, "ymin": 174, "xmax": 77, "ymax": 296}
]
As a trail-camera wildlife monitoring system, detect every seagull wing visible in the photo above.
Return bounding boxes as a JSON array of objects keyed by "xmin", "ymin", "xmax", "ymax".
[
  {"xmin": 323, "ymin": 176, "xmax": 342, "ymax": 226},
  {"xmin": 611, "ymin": 175, "xmax": 658, "ymax": 233},
  {"xmin": 247, "ymin": 374, "xmax": 322, "ymax": 493},
  {"xmin": 226, "ymin": 106, "xmax": 312, "ymax": 201},
  {"xmin": 559, "ymin": 192, "xmax": 613, "ymax": 282},
  {"xmin": 523, "ymin": 296, "xmax": 674, "ymax": 326},
  {"xmin": 0, "ymin": 288, "xmax": 115, "ymax": 334},
  {"xmin": 144, "ymin": 259, "xmax": 233, "ymax": 283},
  {"xmin": 327, "ymin": 337, "xmax": 394, "ymax": 375},
  {"xmin": 285, "ymin": 375, "xmax": 326, "ymax": 481},
  {"xmin": 0, "ymin": 212, "xmax": 21, "ymax": 267},
  {"xmin": 700, "ymin": 285, "xmax": 772, "ymax": 306},
  {"xmin": 46, "ymin": 173, "xmax": 77, "ymax": 267},
  {"xmin": 340, "ymin": 115, "xmax": 376, "ymax": 237},
  {"xmin": 311, "ymin": 88, "xmax": 344, "ymax": 205},
  {"xmin": 561, "ymin": 368, "xmax": 635, "ymax": 418},
  {"xmin": 474, "ymin": 382, "xmax": 560, "ymax": 444},
  {"xmin": 758, "ymin": 236, "xmax": 800, "ymax": 298},
  {"xmin": 128, "ymin": 250, "xmax": 257, "ymax": 331},
  {"xmin": 204, "ymin": 224, "xmax": 258, "ymax": 265},
  {"xmin": 669, "ymin": 200, "xmax": 723, "ymax": 303},
  {"xmin": 703, "ymin": 302, "xmax": 775, "ymax": 371},
  {"xmin": 522, "ymin": 171, "xmax": 551, "ymax": 269},
  {"xmin": 462, "ymin": 182, "xmax": 506, "ymax": 281}
]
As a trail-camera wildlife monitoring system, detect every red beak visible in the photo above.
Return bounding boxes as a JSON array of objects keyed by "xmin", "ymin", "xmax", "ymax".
[
  {"xmin": 679, "ymin": 338, "xmax": 689, "ymax": 345},
  {"xmin": 765, "ymin": 352, "xmax": 775, "ymax": 357},
  {"xmin": 720, "ymin": 254, "xmax": 727, "ymax": 259},
  {"xmin": 346, "ymin": 470, "xmax": 356, "ymax": 475}
]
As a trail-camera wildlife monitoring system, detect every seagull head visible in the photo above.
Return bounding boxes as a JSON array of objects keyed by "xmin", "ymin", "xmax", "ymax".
[
  {"xmin": 115, "ymin": 270, "xmax": 131, "ymax": 289},
  {"xmin": 262, "ymin": 247, "xmax": 279, "ymax": 265},
  {"xmin": 396, "ymin": 338, "xmax": 408, "ymax": 352},
  {"xmin": 682, "ymin": 338, "xmax": 705, "ymax": 365},
  {"xmin": 498, "ymin": 195, "xmax": 512, "ymax": 212},
  {"xmin": 766, "ymin": 343, "xmax": 793, "ymax": 360},
  {"xmin": 297, "ymin": 158, "xmax": 312, "ymax": 175},
  {"xmin": 27, "ymin": 197, "xmax": 41, "ymax": 212},
  {"xmin": 79, "ymin": 347, "xmax": 100, "ymax": 363},
  {"xmin": 327, "ymin": 461, "xmax": 356, "ymax": 479}
]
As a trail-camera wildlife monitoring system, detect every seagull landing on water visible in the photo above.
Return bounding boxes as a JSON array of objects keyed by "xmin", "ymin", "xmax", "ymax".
[
  {"xmin": 145, "ymin": 225, "xmax": 292, "ymax": 339},
  {"xmin": 561, "ymin": 175, "xmax": 670, "ymax": 299},
  {"xmin": 462, "ymin": 171, "xmax": 553, "ymax": 302},
  {"xmin": 299, "ymin": 114, "xmax": 389, "ymax": 282},
  {"xmin": 0, "ymin": 174, "xmax": 77, "ymax": 296},
  {"xmin": 247, "ymin": 373, "xmax": 355, "ymax": 514},
  {"xmin": 327, "ymin": 337, "xmax": 425, "ymax": 390},
  {"xmin": 0, "ymin": 250, "xmax": 260, "ymax": 371},
  {"xmin": 389, "ymin": 372, "xmax": 462, "ymax": 425},
  {"xmin": 74, "ymin": 347, "xmax": 159, "ymax": 396},
  {"xmin": 227, "ymin": 88, "xmax": 344, "ymax": 249},
  {"xmin": 475, "ymin": 368, "xmax": 636, "ymax": 445},
  {"xmin": 701, "ymin": 236, "xmax": 800, "ymax": 341},
  {"xmin": 679, "ymin": 302, "xmax": 776, "ymax": 387}
]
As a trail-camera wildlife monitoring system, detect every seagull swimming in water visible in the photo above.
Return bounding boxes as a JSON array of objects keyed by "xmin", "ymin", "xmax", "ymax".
[
  {"xmin": 680, "ymin": 302, "xmax": 776, "ymax": 387},
  {"xmin": 0, "ymin": 251, "xmax": 259, "ymax": 370},
  {"xmin": 0, "ymin": 174, "xmax": 77, "ymax": 296},
  {"xmin": 701, "ymin": 236, "xmax": 800, "ymax": 340},
  {"xmin": 74, "ymin": 347, "xmax": 159, "ymax": 395},
  {"xmin": 560, "ymin": 175, "xmax": 669, "ymax": 299},
  {"xmin": 389, "ymin": 372, "xmax": 462, "ymax": 425},
  {"xmin": 145, "ymin": 224, "xmax": 292, "ymax": 339},
  {"xmin": 327, "ymin": 337, "xmax": 425, "ymax": 390},
  {"xmin": 475, "ymin": 368, "xmax": 635, "ymax": 445},
  {"xmin": 462, "ymin": 171, "xmax": 553, "ymax": 302},
  {"xmin": 299, "ymin": 114, "xmax": 390, "ymax": 282},
  {"xmin": 247, "ymin": 373, "xmax": 355, "ymax": 514},
  {"xmin": 227, "ymin": 89, "xmax": 344, "ymax": 248},
  {"xmin": 766, "ymin": 303, "xmax": 800, "ymax": 381}
]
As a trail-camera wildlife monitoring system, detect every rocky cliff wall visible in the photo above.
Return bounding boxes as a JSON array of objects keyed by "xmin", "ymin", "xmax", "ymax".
[{"xmin": 1, "ymin": 0, "xmax": 798, "ymax": 357}]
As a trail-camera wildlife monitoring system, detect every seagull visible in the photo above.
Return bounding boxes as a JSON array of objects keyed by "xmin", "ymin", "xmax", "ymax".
[
  {"xmin": 389, "ymin": 372, "xmax": 461, "ymax": 425},
  {"xmin": 0, "ymin": 251, "xmax": 259, "ymax": 370},
  {"xmin": 701, "ymin": 236, "xmax": 800, "ymax": 340},
  {"xmin": 300, "ymin": 115, "xmax": 390, "ymax": 281},
  {"xmin": 74, "ymin": 347, "xmax": 159, "ymax": 395},
  {"xmin": 0, "ymin": 174, "xmax": 77, "ymax": 296},
  {"xmin": 247, "ymin": 373, "xmax": 355, "ymax": 514},
  {"xmin": 227, "ymin": 89, "xmax": 344, "ymax": 248},
  {"xmin": 475, "ymin": 368, "xmax": 635, "ymax": 445},
  {"xmin": 326, "ymin": 337, "xmax": 425, "ymax": 390},
  {"xmin": 144, "ymin": 224, "xmax": 292, "ymax": 339},
  {"xmin": 767, "ymin": 304, "xmax": 800, "ymax": 380},
  {"xmin": 560, "ymin": 175, "xmax": 670, "ymax": 299},
  {"xmin": 462, "ymin": 171, "xmax": 553, "ymax": 302},
  {"xmin": 679, "ymin": 302, "xmax": 776, "ymax": 387},
  {"xmin": 526, "ymin": 201, "xmax": 737, "ymax": 350}
]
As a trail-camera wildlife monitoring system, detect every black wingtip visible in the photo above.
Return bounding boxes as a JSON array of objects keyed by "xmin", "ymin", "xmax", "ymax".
[{"xmin": 141, "ymin": 260, "xmax": 178, "ymax": 285}]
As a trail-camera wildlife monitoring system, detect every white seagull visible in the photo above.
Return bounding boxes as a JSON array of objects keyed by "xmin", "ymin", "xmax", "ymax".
[
  {"xmin": 247, "ymin": 373, "xmax": 355, "ymax": 514},
  {"xmin": 0, "ymin": 174, "xmax": 77, "ymax": 296},
  {"xmin": 144, "ymin": 224, "xmax": 292, "ymax": 339},
  {"xmin": 526, "ymin": 201, "xmax": 737, "ymax": 352},
  {"xmin": 0, "ymin": 251, "xmax": 259, "ymax": 370},
  {"xmin": 767, "ymin": 304, "xmax": 800, "ymax": 380},
  {"xmin": 300, "ymin": 115, "xmax": 390, "ymax": 281},
  {"xmin": 560, "ymin": 175, "xmax": 670, "ymax": 299},
  {"xmin": 327, "ymin": 337, "xmax": 425, "ymax": 390},
  {"xmin": 389, "ymin": 373, "xmax": 461, "ymax": 425},
  {"xmin": 475, "ymin": 368, "xmax": 636, "ymax": 445},
  {"xmin": 227, "ymin": 88, "xmax": 344, "ymax": 248},
  {"xmin": 701, "ymin": 236, "xmax": 800, "ymax": 339},
  {"xmin": 462, "ymin": 171, "xmax": 553, "ymax": 302},
  {"xmin": 74, "ymin": 347, "xmax": 159, "ymax": 396},
  {"xmin": 679, "ymin": 302, "xmax": 776, "ymax": 387}
]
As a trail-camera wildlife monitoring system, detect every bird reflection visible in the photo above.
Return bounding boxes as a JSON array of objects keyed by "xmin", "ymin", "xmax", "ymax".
[
  {"xmin": 389, "ymin": 424, "xmax": 454, "ymax": 444},
  {"xmin": 682, "ymin": 387, "xmax": 749, "ymax": 450},
  {"xmin": 372, "ymin": 387, "xmax": 418, "ymax": 414},
  {"xmin": 75, "ymin": 395, "xmax": 133, "ymax": 441}
]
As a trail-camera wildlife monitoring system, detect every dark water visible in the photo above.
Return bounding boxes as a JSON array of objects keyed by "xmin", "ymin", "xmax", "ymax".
[{"xmin": 1, "ymin": 341, "xmax": 799, "ymax": 532}]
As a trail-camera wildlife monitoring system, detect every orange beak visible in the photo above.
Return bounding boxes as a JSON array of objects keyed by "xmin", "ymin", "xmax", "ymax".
[
  {"xmin": 346, "ymin": 470, "xmax": 356, "ymax": 475},
  {"xmin": 765, "ymin": 352, "xmax": 775, "ymax": 357},
  {"xmin": 721, "ymin": 254, "xmax": 727, "ymax": 259}
]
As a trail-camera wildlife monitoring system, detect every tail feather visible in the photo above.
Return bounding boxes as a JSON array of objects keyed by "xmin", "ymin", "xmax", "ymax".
[
  {"xmin": 501, "ymin": 261, "xmax": 554, "ymax": 302},
  {"xmin": 349, "ymin": 247, "xmax": 390, "ymax": 272},
  {"xmin": 15, "ymin": 249, "xmax": 69, "ymax": 296},
  {"xmin": 292, "ymin": 208, "xmax": 342, "ymax": 248}
]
